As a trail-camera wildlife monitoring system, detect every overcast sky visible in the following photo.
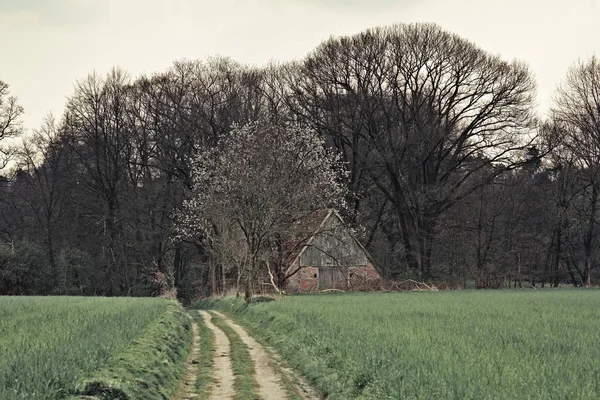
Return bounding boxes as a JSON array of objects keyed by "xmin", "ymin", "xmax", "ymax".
[{"xmin": 1, "ymin": 0, "xmax": 598, "ymax": 133}]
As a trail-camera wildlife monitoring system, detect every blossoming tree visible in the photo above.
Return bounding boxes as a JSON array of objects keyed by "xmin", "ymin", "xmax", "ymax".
[{"xmin": 177, "ymin": 120, "xmax": 348, "ymax": 300}]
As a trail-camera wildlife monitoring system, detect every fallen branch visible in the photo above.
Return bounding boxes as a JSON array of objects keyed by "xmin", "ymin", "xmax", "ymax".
[
  {"xmin": 266, "ymin": 261, "xmax": 284, "ymax": 296},
  {"xmin": 396, "ymin": 279, "xmax": 439, "ymax": 291}
]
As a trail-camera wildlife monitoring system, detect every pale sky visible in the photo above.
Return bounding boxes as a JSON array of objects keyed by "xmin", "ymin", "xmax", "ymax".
[{"xmin": 1, "ymin": 0, "xmax": 599, "ymax": 133}]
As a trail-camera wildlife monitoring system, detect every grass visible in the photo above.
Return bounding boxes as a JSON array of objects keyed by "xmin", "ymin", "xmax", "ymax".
[
  {"xmin": 0, "ymin": 297, "xmax": 174, "ymax": 399},
  {"xmin": 76, "ymin": 300, "xmax": 192, "ymax": 399},
  {"xmin": 210, "ymin": 312, "xmax": 260, "ymax": 400},
  {"xmin": 196, "ymin": 290, "xmax": 600, "ymax": 399},
  {"xmin": 192, "ymin": 310, "xmax": 215, "ymax": 399},
  {"xmin": 0, "ymin": 296, "xmax": 191, "ymax": 400}
]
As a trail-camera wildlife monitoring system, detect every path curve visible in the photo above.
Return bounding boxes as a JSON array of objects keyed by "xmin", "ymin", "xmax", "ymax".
[
  {"xmin": 199, "ymin": 310, "xmax": 235, "ymax": 400},
  {"xmin": 211, "ymin": 310, "xmax": 288, "ymax": 400}
]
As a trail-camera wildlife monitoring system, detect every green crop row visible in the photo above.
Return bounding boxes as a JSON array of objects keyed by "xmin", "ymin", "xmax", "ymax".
[{"xmin": 196, "ymin": 290, "xmax": 600, "ymax": 399}]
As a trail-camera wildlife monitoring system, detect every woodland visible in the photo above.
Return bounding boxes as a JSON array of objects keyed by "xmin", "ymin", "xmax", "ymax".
[{"xmin": 1, "ymin": 23, "xmax": 599, "ymax": 300}]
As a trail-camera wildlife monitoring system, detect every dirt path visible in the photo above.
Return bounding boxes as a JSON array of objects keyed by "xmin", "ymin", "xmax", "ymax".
[
  {"xmin": 199, "ymin": 310, "xmax": 235, "ymax": 400},
  {"xmin": 171, "ymin": 317, "xmax": 200, "ymax": 400},
  {"xmin": 211, "ymin": 311, "xmax": 289, "ymax": 400}
]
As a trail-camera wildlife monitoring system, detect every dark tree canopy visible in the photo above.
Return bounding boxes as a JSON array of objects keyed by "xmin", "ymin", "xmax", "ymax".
[{"xmin": 289, "ymin": 23, "xmax": 536, "ymax": 278}]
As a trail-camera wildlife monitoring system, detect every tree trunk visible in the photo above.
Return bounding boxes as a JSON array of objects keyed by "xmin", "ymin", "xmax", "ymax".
[
  {"xmin": 236, "ymin": 262, "xmax": 242, "ymax": 298},
  {"xmin": 173, "ymin": 244, "xmax": 182, "ymax": 288},
  {"xmin": 514, "ymin": 253, "xmax": 520, "ymax": 288},
  {"xmin": 244, "ymin": 276, "xmax": 252, "ymax": 302},
  {"xmin": 419, "ymin": 217, "xmax": 435, "ymax": 280},
  {"xmin": 222, "ymin": 259, "xmax": 226, "ymax": 296},
  {"xmin": 46, "ymin": 230, "xmax": 58, "ymax": 292},
  {"xmin": 104, "ymin": 204, "xmax": 117, "ymax": 296},
  {"xmin": 583, "ymin": 184, "xmax": 598, "ymax": 288},
  {"xmin": 553, "ymin": 222, "xmax": 561, "ymax": 288},
  {"xmin": 395, "ymin": 204, "xmax": 420, "ymax": 274},
  {"xmin": 585, "ymin": 258, "xmax": 592, "ymax": 287},
  {"xmin": 209, "ymin": 260, "xmax": 217, "ymax": 296}
]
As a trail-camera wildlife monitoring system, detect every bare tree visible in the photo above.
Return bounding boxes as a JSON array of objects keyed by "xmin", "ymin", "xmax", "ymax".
[
  {"xmin": 0, "ymin": 81, "xmax": 24, "ymax": 168},
  {"xmin": 13, "ymin": 117, "xmax": 70, "ymax": 285},
  {"xmin": 62, "ymin": 69, "xmax": 134, "ymax": 295},
  {"xmin": 550, "ymin": 56, "xmax": 600, "ymax": 286},
  {"xmin": 129, "ymin": 58, "xmax": 273, "ymax": 296},
  {"xmin": 289, "ymin": 23, "xmax": 536, "ymax": 279}
]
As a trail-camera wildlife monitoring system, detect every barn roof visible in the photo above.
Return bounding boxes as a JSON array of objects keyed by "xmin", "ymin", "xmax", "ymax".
[{"xmin": 289, "ymin": 209, "xmax": 374, "ymax": 267}]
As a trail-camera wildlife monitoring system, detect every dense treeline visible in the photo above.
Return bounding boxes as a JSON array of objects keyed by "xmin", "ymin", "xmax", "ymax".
[{"xmin": 1, "ymin": 23, "xmax": 599, "ymax": 299}]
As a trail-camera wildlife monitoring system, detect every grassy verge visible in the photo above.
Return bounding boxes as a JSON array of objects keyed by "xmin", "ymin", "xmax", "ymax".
[
  {"xmin": 209, "ymin": 312, "xmax": 260, "ymax": 400},
  {"xmin": 75, "ymin": 301, "xmax": 192, "ymax": 400},
  {"xmin": 195, "ymin": 290, "xmax": 600, "ymax": 399},
  {"xmin": 192, "ymin": 310, "xmax": 215, "ymax": 399},
  {"xmin": 265, "ymin": 357, "xmax": 305, "ymax": 400}
]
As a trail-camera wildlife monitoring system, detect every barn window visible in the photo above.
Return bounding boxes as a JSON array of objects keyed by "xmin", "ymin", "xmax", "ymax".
[{"xmin": 313, "ymin": 273, "xmax": 317, "ymax": 278}]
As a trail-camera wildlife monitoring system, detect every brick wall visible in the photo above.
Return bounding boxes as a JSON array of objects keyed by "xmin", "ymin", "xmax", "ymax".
[
  {"xmin": 366, "ymin": 262, "xmax": 381, "ymax": 279},
  {"xmin": 286, "ymin": 264, "xmax": 381, "ymax": 292},
  {"xmin": 299, "ymin": 267, "xmax": 319, "ymax": 291}
]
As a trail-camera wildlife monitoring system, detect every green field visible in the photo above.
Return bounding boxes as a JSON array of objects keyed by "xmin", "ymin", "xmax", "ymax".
[
  {"xmin": 0, "ymin": 296, "xmax": 190, "ymax": 400},
  {"xmin": 5, "ymin": 291, "xmax": 600, "ymax": 399},
  {"xmin": 198, "ymin": 290, "xmax": 600, "ymax": 399}
]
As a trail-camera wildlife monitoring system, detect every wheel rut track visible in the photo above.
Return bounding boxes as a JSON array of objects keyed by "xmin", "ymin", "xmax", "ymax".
[
  {"xmin": 172, "ymin": 315, "xmax": 200, "ymax": 400},
  {"xmin": 178, "ymin": 310, "xmax": 319, "ymax": 400},
  {"xmin": 199, "ymin": 310, "xmax": 236, "ymax": 400},
  {"xmin": 211, "ymin": 310, "xmax": 290, "ymax": 400}
]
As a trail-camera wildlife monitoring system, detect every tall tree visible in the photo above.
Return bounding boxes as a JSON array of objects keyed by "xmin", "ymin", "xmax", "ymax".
[
  {"xmin": 62, "ymin": 69, "xmax": 134, "ymax": 295},
  {"xmin": 290, "ymin": 23, "xmax": 536, "ymax": 279},
  {"xmin": 13, "ymin": 117, "xmax": 71, "ymax": 284},
  {"xmin": 550, "ymin": 56, "xmax": 600, "ymax": 287}
]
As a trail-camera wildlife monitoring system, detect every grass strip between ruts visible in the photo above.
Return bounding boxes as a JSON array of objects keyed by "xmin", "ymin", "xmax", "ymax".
[
  {"xmin": 209, "ymin": 312, "xmax": 260, "ymax": 400},
  {"xmin": 193, "ymin": 310, "xmax": 216, "ymax": 399}
]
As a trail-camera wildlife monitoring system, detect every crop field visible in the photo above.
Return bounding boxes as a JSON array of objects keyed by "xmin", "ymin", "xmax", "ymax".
[
  {"xmin": 0, "ymin": 296, "xmax": 189, "ymax": 400},
  {"xmin": 202, "ymin": 290, "xmax": 600, "ymax": 399}
]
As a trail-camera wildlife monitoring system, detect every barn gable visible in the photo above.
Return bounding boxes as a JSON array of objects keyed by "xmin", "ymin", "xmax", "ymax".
[
  {"xmin": 286, "ymin": 210, "xmax": 380, "ymax": 292},
  {"xmin": 293, "ymin": 210, "xmax": 368, "ymax": 267}
]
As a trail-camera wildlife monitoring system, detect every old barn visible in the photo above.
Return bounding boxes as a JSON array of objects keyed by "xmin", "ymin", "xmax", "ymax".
[{"xmin": 286, "ymin": 210, "xmax": 380, "ymax": 292}]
